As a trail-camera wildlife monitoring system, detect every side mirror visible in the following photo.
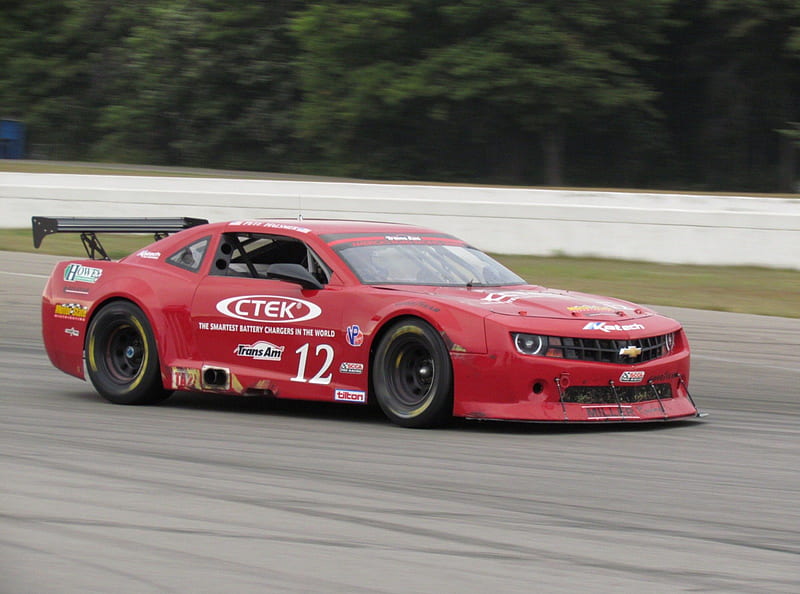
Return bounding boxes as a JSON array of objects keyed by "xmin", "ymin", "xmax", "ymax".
[{"xmin": 267, "ymin": 263, "xmax": 324, "ymax": 290}]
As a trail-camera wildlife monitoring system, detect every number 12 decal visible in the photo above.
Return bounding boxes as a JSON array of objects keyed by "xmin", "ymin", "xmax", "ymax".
[{"xmin": 291, "ymin": 343, "xmax": 334, "ymax": 385}]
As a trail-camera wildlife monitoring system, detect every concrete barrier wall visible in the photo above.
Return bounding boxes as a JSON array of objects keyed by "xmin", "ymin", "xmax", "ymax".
[{"xmin": 2, "ymin": 172, "xmax": 799, "ymax": 269}]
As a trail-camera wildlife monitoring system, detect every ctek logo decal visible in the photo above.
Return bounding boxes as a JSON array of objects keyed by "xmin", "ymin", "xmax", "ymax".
[
  {"xmin": 582, "ymin": 322, "xmax": 645, "ymax": 333},
  {"xmin": 216, "ymin": 295, "xmax": 321, "ymax": 323},
  {"xmin": 335, "ymin": 389, "xmax": 366, "ymax": 403},
  {"xmin": 619, "ymin": 370, "xmax": 646, "ymax": 383},
  {"xmin": 64, "ymin": 263, "xmax": 102, "ymax": 283},
  {"xmin": 234, "ymin": 341, "xmax": 285, "ymax": 361}
]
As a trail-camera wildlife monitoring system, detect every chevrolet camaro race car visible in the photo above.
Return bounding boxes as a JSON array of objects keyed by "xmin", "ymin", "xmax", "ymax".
[{"xmin": 33, "ymin": 216, "xmax": 702, "ymax": 427}]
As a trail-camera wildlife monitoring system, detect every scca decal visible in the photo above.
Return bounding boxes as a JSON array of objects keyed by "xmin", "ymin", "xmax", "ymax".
[
  {"xmin": 619, "ymin": 370, "xmax": 646, "ymax": 383},
  {"xmin": 216, "ymin": 295, "xmax": 321, "ymax": 323},
  {"xmin": 339, "ymin": 362, "xmax": 364, "ymax": 374}
]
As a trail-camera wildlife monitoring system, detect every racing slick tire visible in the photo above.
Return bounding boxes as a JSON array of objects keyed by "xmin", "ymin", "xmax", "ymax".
[
  {"xmin": 372, "ymin": 318, "xmax": 453, "ymax": 428},
  {"xmin": 85, "ymin": 301, "xmax": 172, "ymax": 405}
]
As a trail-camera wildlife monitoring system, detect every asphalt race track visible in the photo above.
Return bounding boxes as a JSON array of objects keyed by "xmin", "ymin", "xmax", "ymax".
[{"xmin": 1, "ymin": 252, "xmax": 798, "ymax": 593}]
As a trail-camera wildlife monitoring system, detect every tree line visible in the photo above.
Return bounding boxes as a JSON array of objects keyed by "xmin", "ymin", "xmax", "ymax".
[{"xmin": 1, "ymin": 0, "xmax": 798, "ymax": 191}]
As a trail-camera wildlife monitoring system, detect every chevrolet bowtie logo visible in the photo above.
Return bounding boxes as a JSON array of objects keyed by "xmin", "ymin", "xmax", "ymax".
[{"xmin": 619, "ymin": 345, "xmax": 642, "ymax": 358}]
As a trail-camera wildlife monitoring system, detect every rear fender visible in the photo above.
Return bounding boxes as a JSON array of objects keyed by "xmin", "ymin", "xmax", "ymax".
[{"xmin": 84, "ymin": 277, "xmax": 195, "ymax": 387}]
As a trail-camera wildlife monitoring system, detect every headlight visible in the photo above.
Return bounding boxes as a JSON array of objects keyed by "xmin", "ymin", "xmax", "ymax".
[{"xmin": 513, "ymin": 333, "xmax": 548, "ymax": 356}]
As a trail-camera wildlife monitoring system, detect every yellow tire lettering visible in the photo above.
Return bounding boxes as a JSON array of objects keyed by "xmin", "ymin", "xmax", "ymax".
[
  {"xmin": 127, "ymin": 315, "xmax": 149, "ymax": 391},
  {"xmin": 87, "ymin": 333, "xmax": 98, "ymax": 371}
]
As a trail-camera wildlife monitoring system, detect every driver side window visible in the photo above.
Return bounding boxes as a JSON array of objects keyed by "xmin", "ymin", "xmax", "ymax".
[{"xmin": 211, "ymin": 233, "xmax": 330, "ymax": 284}]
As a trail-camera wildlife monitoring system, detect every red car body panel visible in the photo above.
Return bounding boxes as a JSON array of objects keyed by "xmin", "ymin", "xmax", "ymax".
[{"xmin": 40, "ymin": 219, "xmax": 698, "ymax": 423}]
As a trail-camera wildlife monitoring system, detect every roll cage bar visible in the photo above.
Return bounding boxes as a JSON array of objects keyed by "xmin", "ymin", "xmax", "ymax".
[{"xmin": 32, "ymin": 216, "xmax": 209, "ymax": 260}]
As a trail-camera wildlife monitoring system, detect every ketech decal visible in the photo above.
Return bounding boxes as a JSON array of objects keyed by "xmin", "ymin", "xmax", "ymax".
[
  {"xmin": 582, "ymin": 322, "xmax": 645, "ymax": 333},
  {"xmin": 234, "ymin": 341, "xmax": 285, "ymax": 361},
  {"xmin": 63, "ymin": 263, "xmax": 102, "ymax": 283},
  {"xmin": 136, "ymin": 249, "xmax": 161, "ymax": 259},
  {"xmin": 216, "ymin": 295, "xmax": 321, "ymax": 323},
  {"xmin": 335, "ymin": 389, "xmax": 366, "ymax": 403}
]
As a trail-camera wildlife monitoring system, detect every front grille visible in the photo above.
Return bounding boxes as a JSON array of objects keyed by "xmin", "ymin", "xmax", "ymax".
[
  {"xmin": 551, "ymin": 334, "xmax": 670, "ymax": 363},
  {"xmin": 563, "ymin": 383, "xmax": 672, "ymax": 404}
]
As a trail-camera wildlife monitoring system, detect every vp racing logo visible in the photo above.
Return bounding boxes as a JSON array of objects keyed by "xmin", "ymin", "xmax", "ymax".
[
  {"xmin": 216, "ymin": 295, "xmax": 321, "ymax": 323},
  {"xmin": 346, "ymin": 324, "xmax": 364, "ymax": 347}
]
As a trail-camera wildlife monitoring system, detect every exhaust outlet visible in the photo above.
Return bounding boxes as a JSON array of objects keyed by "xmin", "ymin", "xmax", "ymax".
[{"xmin": 202, "ymin": 366, "xmax": 230, "ymax": 390}]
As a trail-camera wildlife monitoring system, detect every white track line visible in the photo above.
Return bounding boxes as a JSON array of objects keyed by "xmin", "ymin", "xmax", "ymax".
[{"xmin": 0, "ymin": 271, "xmax": 49, "ymax": 279}]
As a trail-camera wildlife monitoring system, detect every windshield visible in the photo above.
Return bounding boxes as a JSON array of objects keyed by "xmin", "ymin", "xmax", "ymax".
[{"xmin": 332, "ymin": 239, "xmax": 525, "ymax": 286}]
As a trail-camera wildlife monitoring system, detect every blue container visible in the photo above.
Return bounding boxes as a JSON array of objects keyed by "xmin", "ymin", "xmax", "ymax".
[{"xmin": 0, "ymin": 119, "xmax": 26, "ymax": 158}]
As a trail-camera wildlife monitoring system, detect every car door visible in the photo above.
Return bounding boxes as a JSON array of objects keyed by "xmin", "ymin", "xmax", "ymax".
[{"xmin": 190, "ymin": 231, "xmax": 347, "ymax": 400}]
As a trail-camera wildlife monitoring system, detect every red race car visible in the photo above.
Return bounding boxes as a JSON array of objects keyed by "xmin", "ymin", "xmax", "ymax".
[{"xmin": 34, "ymin": 216, "xmax": 701, "ymax": 427}]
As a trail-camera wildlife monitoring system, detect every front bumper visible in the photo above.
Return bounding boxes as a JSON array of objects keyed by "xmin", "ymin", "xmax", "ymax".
[{"xmin": 450, "ymin": 340, "xmax": 698, "ymax": 422}]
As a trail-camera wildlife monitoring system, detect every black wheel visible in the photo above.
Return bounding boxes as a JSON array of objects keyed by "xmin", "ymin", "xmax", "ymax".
[
  {"xmin": 372, "ymin": 319, "xmax": 453, "ymax": 428},
  {"xmin": 85, "ymin": 301, "xmax": 171, "ymax": 405}
]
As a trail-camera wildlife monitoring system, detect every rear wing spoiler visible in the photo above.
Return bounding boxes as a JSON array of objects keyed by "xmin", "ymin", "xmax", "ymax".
[{"xmin": 32, "ymin": 216, "xmax": 209, "ymax": 260}]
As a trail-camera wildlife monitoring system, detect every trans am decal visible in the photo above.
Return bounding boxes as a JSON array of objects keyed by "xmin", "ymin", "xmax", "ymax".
[
  {"xmin": 234, "ymin": 341, "xmax": 285, "ymax": 361},
  {"xmin": 216, "ymin": 295, "xmax": 321, "ymax": 323},
  {"xmin": 325, "ymin": 234, "xmax": 465, "ymax": 248}
]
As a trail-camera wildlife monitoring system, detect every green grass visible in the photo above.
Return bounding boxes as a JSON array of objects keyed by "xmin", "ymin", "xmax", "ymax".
[
  {"xmin": 4, "ymin": 228, "xmax": 155, "ymax": 260},
  {"xmin": 3, "ymin": 228, "xmax": 799, "ymax": 317},
  {"xmin": 0, "ymin": 160, "xmax": 263, "ymax": 178},
  {"xmin": 496, "ymin": 254, "xmax": 800, "ymax": 318}
]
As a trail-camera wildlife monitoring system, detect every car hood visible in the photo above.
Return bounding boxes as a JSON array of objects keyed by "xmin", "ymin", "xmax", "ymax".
[{"xmin": 376, "ymin": 284, "xmax": 654, "ymax": 321}]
